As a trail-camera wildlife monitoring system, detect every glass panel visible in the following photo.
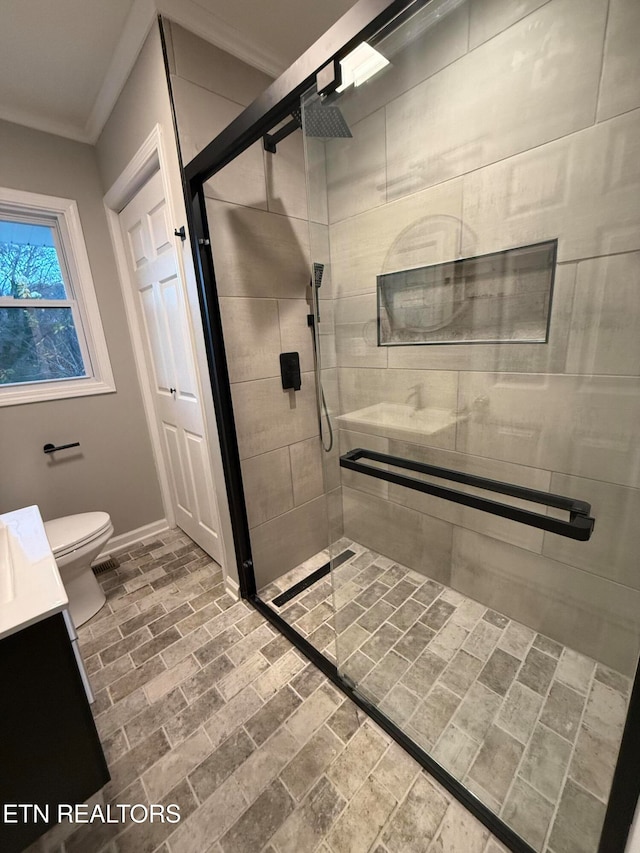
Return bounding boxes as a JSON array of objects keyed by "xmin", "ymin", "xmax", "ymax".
[
  {"xmin": 194, "ymin": 89, "xmax": 338, "ymax": 663},
  {"xmin": 0, "ymin": 307, "xmax": 86, "ymax": 384},
  {"xmin": 301, "ymin": 0, "xmax": 640, "ymax": 850},
  {"xmin": 0, "ymin": 219, "xmax": 68, "ymax": 299}
]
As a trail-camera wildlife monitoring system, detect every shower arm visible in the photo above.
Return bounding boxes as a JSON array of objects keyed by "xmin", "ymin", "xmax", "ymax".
[
  {"xmin": 340, "ymin": 447, "xmax": 595, "ymax": 541},
  {"xmin": 263, "ymin": 117, "xmax": 301, "ymax": 154}
]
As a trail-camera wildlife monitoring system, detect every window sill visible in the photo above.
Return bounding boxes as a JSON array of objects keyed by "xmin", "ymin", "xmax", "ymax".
[{"xmin": 0, "ymin": 377, "xmax": 117, "ymax": 407}]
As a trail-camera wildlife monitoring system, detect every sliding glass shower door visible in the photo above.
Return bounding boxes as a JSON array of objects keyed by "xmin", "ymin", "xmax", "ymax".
[{"xmin": 302, "ymin": 0, "xmax": 640, "ymax": 850}]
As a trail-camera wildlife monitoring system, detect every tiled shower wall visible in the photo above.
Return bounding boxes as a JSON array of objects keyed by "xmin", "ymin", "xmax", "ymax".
[
  {"xmin": 320, "ymin": 0, "xmax": 640, "ymax": 674},
  {"xmin": 165, "ymin": 22, "xmax": 332, "ymax": 588}
]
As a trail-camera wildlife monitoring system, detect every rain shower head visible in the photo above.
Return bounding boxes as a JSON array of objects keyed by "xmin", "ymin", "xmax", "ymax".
[
  {"xmin": 291, "ymin": 103, "xmax": 352, "ymax": 139},
  {"xmin": 262, "ymin": 97, "xmax": 352, "ymax": 154},
  {"xmin": 263, "ymin": 98, "xmax": 351, "ymax": 153}
]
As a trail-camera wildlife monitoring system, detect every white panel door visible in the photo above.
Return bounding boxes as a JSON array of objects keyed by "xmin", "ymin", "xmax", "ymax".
[{"xmin": 119, "ymin": 170, "xmax": 221, "ymax": 561}]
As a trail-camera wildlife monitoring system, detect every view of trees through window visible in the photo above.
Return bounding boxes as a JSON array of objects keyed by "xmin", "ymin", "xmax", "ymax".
[{"xmin": 0, "ymin": 219, "xmax": 85, "ymax": 385}]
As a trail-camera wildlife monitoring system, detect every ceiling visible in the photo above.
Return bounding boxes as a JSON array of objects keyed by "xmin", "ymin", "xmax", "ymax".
[{"xmin": 0, "ymin": 0, "xmax": 357, "ymax": 145}]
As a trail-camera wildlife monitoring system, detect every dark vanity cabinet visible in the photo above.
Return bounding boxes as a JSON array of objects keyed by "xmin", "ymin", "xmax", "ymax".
[{"xmin": 0, "ymin": 612, "xmax": 109, "ymax": 853}]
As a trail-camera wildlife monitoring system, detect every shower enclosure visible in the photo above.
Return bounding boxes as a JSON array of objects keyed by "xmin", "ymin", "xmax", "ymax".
[{"xmin": 177, "ymin": 0, "xmax": 640, "ymax": 850}]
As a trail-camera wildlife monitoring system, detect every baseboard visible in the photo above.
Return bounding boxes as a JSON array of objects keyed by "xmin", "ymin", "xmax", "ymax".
[
  {"xmin": 224, "ymin": 572, "xmax": 240, "ymax": 602},
  {"xmin": 94, "ymin": 518, "xmax": 170, "ymax": 563}
]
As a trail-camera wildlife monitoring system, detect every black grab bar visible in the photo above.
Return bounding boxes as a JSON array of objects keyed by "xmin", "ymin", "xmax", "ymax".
[{"xmin": 340, "ymin": 448, "xmax": 595, "ymax": 541}]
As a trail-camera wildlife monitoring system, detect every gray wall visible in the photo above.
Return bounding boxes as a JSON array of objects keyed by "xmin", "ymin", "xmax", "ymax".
[
  {"xmin": 165, "ymin": 21, "xmax": 331, "ymax": 588},
  {"xmin": 96, "ymin": 22, "xmax": 238, "ymax": 582},
  {"xmin": 97, "ymin": 24, "xmax": 176, "ymax": 195},
  {"xmin": 0, "ymin": 118, "xmax": 164, "ymax": 534},
  {"xmin": 317, "ymin": 0, "xmax": 640, "ymax": 674}
]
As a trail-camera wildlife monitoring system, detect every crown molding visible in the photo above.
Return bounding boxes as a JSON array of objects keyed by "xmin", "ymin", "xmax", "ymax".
[
  {"xmin": 0, "ymin": 0, "xmax": 155, "ymax": 145},
  {"xmin": 1, "ymin": 0, "xmax": 286, "ymax": 146},
  {"xmin": 156, "ymin": 0, "xmax": 286, "ymax": 79},
  {"xmin": 0, "ymin": 103, "xmax": 90, "ymax": 144},
  {"xmin": 84, "ymin": 0, "xmax": 157, "ymax": 144},
  {"xmin": 85, "ymin": 0, "xmax": 285, "ymax": 144}
]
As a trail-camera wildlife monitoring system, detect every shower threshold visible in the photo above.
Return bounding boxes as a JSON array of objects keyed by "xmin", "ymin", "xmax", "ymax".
[{"xmin": 259, "ymin": 541, "xmax": 630, "ymax": 853}]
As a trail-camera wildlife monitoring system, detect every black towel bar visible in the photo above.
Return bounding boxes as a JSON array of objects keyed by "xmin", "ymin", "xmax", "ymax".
[{"xmin": 340, "ymin": 448, "xmax": 595, "ymax": 542}]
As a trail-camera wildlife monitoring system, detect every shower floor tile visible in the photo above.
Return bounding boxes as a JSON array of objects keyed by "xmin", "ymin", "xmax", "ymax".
[
  {"xmin": 259, "ymin": 541, "xmax": 632, "ymax": 853},
  {"xmin": 30, "ymin": 531, "xmax": 515, "ymax": 853}
]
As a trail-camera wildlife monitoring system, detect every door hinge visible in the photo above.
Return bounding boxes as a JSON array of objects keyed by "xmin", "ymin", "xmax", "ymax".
[{"xmin": 198, "ymin": 238, "xmax": 211, "ymax": 247}]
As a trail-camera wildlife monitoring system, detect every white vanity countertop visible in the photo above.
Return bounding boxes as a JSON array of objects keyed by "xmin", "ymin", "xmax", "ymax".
[{"xmin": 0, "ymin": 505, "xmax": 68, "ymax": 641}]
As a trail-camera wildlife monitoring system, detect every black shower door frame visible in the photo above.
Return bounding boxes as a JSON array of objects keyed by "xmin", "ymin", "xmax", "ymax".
[{"xmin": 166, "ymin": 2, "xmax": 640, "ymax": 850}]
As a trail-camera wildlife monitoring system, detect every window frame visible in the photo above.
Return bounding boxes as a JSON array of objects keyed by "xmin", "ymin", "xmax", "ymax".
[{"xmin": 0, "ymin": 187, "xmax": 115, "ymax": 406}]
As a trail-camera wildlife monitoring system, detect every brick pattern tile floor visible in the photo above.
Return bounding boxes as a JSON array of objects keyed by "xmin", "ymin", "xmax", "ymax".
[
  {"xmin": 261, "ymin": 540, "xmax": 631, "ymax": 853},
  {"xmin": 26, "ymin": 530, "xmax": 512, "ymax": 853}
]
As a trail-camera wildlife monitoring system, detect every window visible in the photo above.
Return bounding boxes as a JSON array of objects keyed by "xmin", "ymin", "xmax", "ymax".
[{"xmin": 0, "ymin": 188, "xmax": 114, "ymax": 405}]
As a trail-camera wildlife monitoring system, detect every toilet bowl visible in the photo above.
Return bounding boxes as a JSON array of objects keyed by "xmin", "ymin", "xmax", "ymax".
[{"xmin": 44, "ymin": 512, "xmax": 114, "ymax": 627}]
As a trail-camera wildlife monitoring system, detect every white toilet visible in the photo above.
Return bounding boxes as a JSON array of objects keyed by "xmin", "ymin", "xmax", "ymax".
[{"xmin": 44, "ymin": 512, "xmax": 114, "ymax": 627}]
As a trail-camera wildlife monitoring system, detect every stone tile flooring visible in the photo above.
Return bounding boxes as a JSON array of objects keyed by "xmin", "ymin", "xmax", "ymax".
[
  {"xmin": 28, "ymin": 529, "xmax": 513, "ymax": 853},
  {"xmin": 260, "ymin": 540, "xmax": 632, "ymax": 853}
]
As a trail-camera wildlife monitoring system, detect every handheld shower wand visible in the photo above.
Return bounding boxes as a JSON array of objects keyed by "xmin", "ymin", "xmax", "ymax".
[{"xmin": 312, "ymin": 262, "xmax": 324, "ymax": 322}]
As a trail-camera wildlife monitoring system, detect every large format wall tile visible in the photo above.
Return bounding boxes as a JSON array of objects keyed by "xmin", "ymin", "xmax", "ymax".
[
  {"xmin": 329, "ymin": 179, "xmax": 463, "ymax": 300},
  {"xmin": 318, "ymin": 386, "xmax": 342, "ymax": 497},
  {"xmin": 468, "ymin": 0, "xmax": 550, "ymax": 49},
  {"xmin": 339, "ymin": 429, "xmax": 390, "ymax": 500},
  {"xmin": 451, "ymin": 528, "xmax": 640, "ymax": 674},
  {"xmin": 277, "ymin": 298, "xmax": 316, "ymax": 375},
  {"xmin": 326, "ymin": 109, "xmax": 387, "ymax": 224},
  {"xmin": 456, "ymin": 372, "xmax": 640, "ymax": 487},
  {"xmin": 172, "ymin": 77, "xmax": 267, "ymax": 210},
  {"xmin": 339, "ymin": 3, "xmax": 469, "ymax": 130},
  {"xmin": 335, "ymin": 293, "xmax": 388, "ymax": 370},
  {"xmin": 387, "ymin": 263, "xmax": 576, "ymax": 374},
  {"xmin": 597, "ymin": 0, "xmax": 640, "ymax": 122},
  {"xmin": 327, "ymin": 485, "xmax": 345, "ymax": 543},
  {"xmin": 241, "ymin": 447, "xmax": 294, "ymax": 529},
  {"xmin": 385, "ymin": 0, "xmax": 607, "ymax": 198},
  {"xmin": 565, "ymin": 252, "xmax": 640, "ymax": 376},
  {"xmin": 386, "ymin": 440, "xmax": 550, "ymax": 554},
  {"xmin": 232, "ymin": 373, "xmax": 319, "ymax": 460},
  {"xmin": 251, "ymin": 496, "xmax": 329, "ymax": 587},
  {"xmin": 343, "ymin": 487, "xmax": 454, "ymax": 583},
  {"xmin": 219, "ymin": 297, "xmax": 281, "ymax": 383},
  {"xmin": 319, "ymin": 331, "xmax": 337, "ymax": 372},
  {"xmin": 319, "ymin": 367, "xmax": 340, "ymax": 451},
  {"xmin": 169, "ymin": 22, "xmax": 272, "ymax": 107},
  {"xmin": 318, "ymin": 296, "xmax": 338, "ymax": 370},
  {"xmin": 323, "ymin": 450, "xmax": 342, "ymax": 498},
  {"xmin": 305, "ymin": 138, "xmax": 329, "ymax": 226},
  {"xmin": 462, "ymin": 109, "xmax": 640, "ymax": 262},
  {"xmin": 207, "ymin": 199, "xmax": 310, "ymax": 299},
  {"xmin": 289, "ymin": 437, "xmax": 324, "ymax": 507},
  {"xmin": 542, "ymin": 474, "xmax": 640, "ymax": 591}
]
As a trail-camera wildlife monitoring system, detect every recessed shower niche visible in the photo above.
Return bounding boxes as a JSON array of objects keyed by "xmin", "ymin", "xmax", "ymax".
[{"xmin": 377, "ymin": 240, "xmax": 557, "ymax": 346}]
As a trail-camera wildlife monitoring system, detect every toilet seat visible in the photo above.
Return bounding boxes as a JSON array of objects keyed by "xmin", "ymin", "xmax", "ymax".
[{"xmin": 44, "ymin": 512, "xmax": 112, "ymax": 559}]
